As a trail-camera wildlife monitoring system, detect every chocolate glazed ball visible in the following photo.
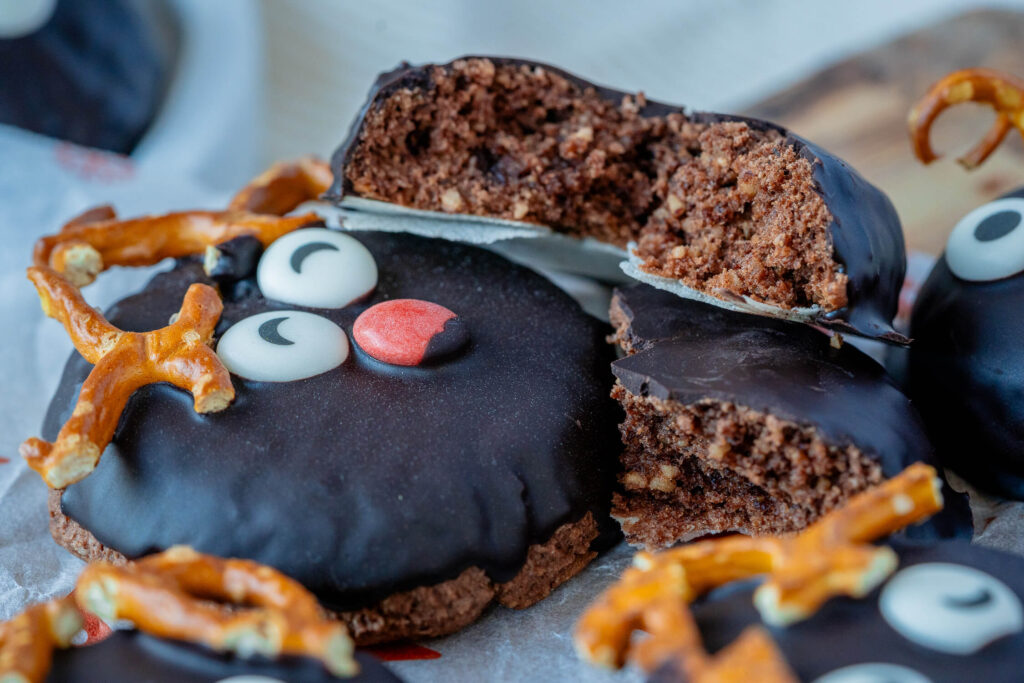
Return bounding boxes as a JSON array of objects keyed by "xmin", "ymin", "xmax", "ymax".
[{"xmin": 908, "ymin": 187, "xmax": 1024, "ymax": 499}]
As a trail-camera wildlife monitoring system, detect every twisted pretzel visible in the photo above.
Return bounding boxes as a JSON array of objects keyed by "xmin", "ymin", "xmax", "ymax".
[
  {"xmin": 908, "ymin": 68, "xmax": 1024, "ymax": 169},
  {"xmin": 20, "ymin": 266, "xmax": 234, "ymax": 488},
  {"xmin": 0, "ymin": 598, "xmax": 82, "ymax": 683},
  {"xmin": 575, "ymin": 464, "xmax": 943, "ymax": 677},
  {"xmin": 76, "ymin": 546, "xmax": 357, "ymax": 677}
]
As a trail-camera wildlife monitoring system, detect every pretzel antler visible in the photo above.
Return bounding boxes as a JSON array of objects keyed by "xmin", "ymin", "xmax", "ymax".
[
  {"xmin": 33, "ymin": 157, "xmax": 330, "ymax": 287},
  {"xmin": 0, "ymin": 597, "xmax": 82, "ymax": 683},
  {"xmin": 575, "ymin": 464, "xmax": 943, "ymax": 678},
  {"xmin": 20, "ymin": 267, "xmax": 234, "ymax": 488},
  {"xmin": 21, "ymin": 158, "xmax": 335, "ymax": 487},
  {"xmin": 76, "ymin": 546, "xmax": 357, "ymax": 677},
  {"xmin": 908, "ymin": 68, "xmax": 1024, "ymax": 169},
  {"xmin": 228, "ymin": 156, "xmax": 333, "ymax": 215}
]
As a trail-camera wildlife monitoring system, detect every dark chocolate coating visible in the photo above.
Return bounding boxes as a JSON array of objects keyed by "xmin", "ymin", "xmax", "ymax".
[
  {"xmin": 612, "ymin": 283, "xmax": 970, "ymax": 539},
  {"xmin": 908, "ymin": 187, "xmax": 1024, "ymax": 500},
  {"xmin": 51, "ymin": 232, "xmax": 620, "ymax": 610},
  {"xmin": 205, "ymin": 235, "xmax": 264, "ymax": 284},
  {"xmin": 0, "ymin": 0, "xmax": 168, "ymax": 154},
  {"xmin": 681, "ymin": 540, "xmax": 1024, "ymax": 683},
  {"xmin": 47, "ymin": 630, "xmax": 400, "ymax": 682},
  {"xmin": 327, "ymin": 56, "xmax": 906, "ymax": 343},
  {"xmin": 422, "ymin": 316, "xmax": 469, "ymax": 364}
]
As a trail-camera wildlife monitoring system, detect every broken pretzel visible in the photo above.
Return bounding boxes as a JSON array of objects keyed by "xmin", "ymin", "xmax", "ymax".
[
  {"xmin": 76, "ymin": 546, "xmax": 357, "ymax": 677},
  {"xmin": 33, "ymin": 157, "xmax": 328, "ymax": 287},
  {"xmin": 909, "ymin": 67, "xmax": 1024, "ymax": 170},
  {"xmin": 0, "ymin": 597, "xmax": 82, "ymax": 683},
  {"xmin": 574, "ymin": 463, "xmax": 943, "ymax": 678}
]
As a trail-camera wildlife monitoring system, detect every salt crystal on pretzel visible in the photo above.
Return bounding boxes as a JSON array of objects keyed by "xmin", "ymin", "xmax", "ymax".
[
  {"xmin": 574, "ymin": 463, "xmax": 943, "ymax": 678},
  {"xmin": 20, "ymin": 266, "xmax": 234, "ymax": 488},
  {"xmin": 908, "ymin": 67, "xmax": 1024, "ymax": 170},
  {"xmin": 0, "ymin": 597, "xmax": 82, "ymax": 683},
  {"xmin": 75, "ymin": 546, "xmax": 357, "ymax": 677}
]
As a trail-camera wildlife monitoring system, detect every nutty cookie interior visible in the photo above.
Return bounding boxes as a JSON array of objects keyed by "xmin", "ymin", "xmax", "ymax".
[
  {"xmin": 344, "ymin": 58, "xmax": 847, "ymax": 312},
  {"xmin": 608, "ymin": 296, "xmax": 884, "ymax": 548},
  {"xmin": 611, "ymin": 385, "xmax": 883, "ymax": 548}
]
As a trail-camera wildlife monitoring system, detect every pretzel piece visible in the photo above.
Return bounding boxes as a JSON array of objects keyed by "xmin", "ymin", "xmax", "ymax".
[
  {"xmin": 908, "ymin": 68, "xmax": 1024, "ymax": 169},
  {"xmin": 0, "ymin": 597, "xmax": 82, "ymax": 683},
  {"xmin": 20, "ymin": 267, "xmax": 234, "ymax": 488},
  {"xmin": 76, "ymin": 546, "xmax": 357, "ymax": 677},
  {"xmin": 31, "ymin": 156, "xmax": 331, "ymax": 287},
  {"xmin": 34, "ymin": 211, "xmax": 318, "ymax": 288},
  {"xmin": 575, "ymin": 464, "xmax": 943, "ymax": 677},
  {"xmin": 228, "ymin": 156, "xmax": 333, "ymax": 214}
]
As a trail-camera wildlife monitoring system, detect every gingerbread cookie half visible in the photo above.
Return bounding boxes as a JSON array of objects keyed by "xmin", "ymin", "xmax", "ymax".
[
  {"xmin": 608, "ymin": 283, "xmax": 968, "ymax": 549},
  {"xmin": 328, "ymin": 57, "xmax": 907, "ymax": 342},
  {"xmin": 44, "ymin": 229, "xmax": 621, "ymax": 644}
]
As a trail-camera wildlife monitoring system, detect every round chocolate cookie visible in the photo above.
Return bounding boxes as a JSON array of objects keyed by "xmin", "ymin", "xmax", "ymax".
[
  {"xmin": 908, "ymin": 187, "xmax": 1024, "ymax": 500},
  {"xmin": 46, "ymin": 230, "xmax": 620, "ymax": 643},
  {"xmin": 650, "ymin": 540, "xmax": 1024, "ymax": 683},
  {"xmin": 48, "ymin": 631, "xmax": 399, "ymax": 683}
]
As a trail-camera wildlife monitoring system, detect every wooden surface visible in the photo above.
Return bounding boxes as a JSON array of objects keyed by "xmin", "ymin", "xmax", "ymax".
[{"xmin": 744, "ymin": 9, "xmax": 1024, "ymax": 255}]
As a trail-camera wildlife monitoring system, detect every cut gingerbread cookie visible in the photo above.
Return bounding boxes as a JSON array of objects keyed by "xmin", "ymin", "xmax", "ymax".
[{"xmin": 328, "ymin": 57, "xmax": 907, "ymax": 342}]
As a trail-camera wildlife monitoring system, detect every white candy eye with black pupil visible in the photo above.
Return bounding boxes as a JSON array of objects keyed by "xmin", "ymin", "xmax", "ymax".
[
  {"xmin": 945, "ymin": 197, "xmax": 1024, "ymax": 281},
  {"xmin": 879, "ymin": 562, "xmax": 1023, "ymax": 655},
  {"xmin": 217, "ymin": 311, "xmax": 349, "ymax": 382},
  {"xmin": 813, "ymin": 663, "xmax": 932, "ymax": 683},
  {"xmin": 257, "ymin": 228, "xmax": 378, "ymax": 308}
]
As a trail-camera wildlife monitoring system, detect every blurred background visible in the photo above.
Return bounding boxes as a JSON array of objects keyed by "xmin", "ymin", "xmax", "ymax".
[{"xmin": 2, "ymin": 0, "xmax": 1024, "ymax": 253}]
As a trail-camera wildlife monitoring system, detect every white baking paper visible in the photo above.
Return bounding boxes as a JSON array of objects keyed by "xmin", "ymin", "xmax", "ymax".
[{"xmin": 0, "ymin": 124, "xmax": 1022, "ymax": 683}]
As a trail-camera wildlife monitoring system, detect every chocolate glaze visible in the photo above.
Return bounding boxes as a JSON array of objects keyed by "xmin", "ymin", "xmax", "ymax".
[
  {"xmin": 672, "ymin": 540, "xmax": 1024, "ymax": 682},
  {"xmin": 422, "ymin": 316, "xmax": 469, "ymax": 365},
  {"xmin": 612, "ymin": 283, "xmax": 970, "ymax": 539},
  {"xmin": 205, "ymin": 235, "xmax": 264, "ymax": 283},
  {"xmin": 908, "ymin": 187, "xmax": 1024, "ymax": 500},
  {"xmin": 326, "ymin": 57, "xmax": 907, "ymax": 343},
  {"xmin": 51, "ymin": 231, "xmax": 621, "ymax": 610},
  {"xmin": 47, "ymin": 630, "xmax": 399, "ymax": 682}
]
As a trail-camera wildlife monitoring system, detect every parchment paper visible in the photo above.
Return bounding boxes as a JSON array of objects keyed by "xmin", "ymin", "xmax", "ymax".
[{"xmin": 0, "ymin": 125, "xmax": 1020, "ymax": 682}]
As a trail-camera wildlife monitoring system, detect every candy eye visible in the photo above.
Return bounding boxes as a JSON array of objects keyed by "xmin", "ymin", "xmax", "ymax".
[
  {"xmin": 217, "ymin": 311, "xmax": 349, "ymax": 382},
  {"xmin": 879, "ymin": 562, "xmax": 1023, "ymax": 655},
  {"xmin": 257, "ymin": 228, "xmax": 378, "ymax": 308},
  {"xmin": 945, "ymin": 197, "xmax": 1024, "ymax": 281},
  {"xmin": 813, "ymin": 663, "xmax": 932, "ymax": 683}
]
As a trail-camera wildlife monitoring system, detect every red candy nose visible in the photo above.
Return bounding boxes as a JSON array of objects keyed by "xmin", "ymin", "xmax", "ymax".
[{"xmin": 353, "ymin": 299, "xmax": 468, "ymax": 366}]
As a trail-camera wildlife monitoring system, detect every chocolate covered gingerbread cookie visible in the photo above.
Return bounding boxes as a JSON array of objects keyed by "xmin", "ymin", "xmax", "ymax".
[
  {"xmin": 607, "ymin": 283, "xmax": 968, "ymax": 548},
  {"xmin": 24, "ymin": 161, "xmax": 621, "ymax": 644},
  {"xmin": 578, "ymin": 465, "xmax": 1021, "ymax": 683},
  {"xmin": 906, "ymin": 69, "xmax": 1024, "ymax": 500},
  {"xmin": 328, "ymin": 57, "xmax": 907, "ymax": 342}
]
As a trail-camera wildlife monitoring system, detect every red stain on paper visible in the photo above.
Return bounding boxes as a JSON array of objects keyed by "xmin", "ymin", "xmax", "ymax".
[{"xmin": 362, "ymin": 642, "xmax": 442, "ymax": 661}]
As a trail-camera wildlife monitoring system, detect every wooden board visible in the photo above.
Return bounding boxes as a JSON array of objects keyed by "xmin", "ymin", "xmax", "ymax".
[{"xmin": 744, "ymin": 9, "xmax": 1024, "ymax": 255}]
